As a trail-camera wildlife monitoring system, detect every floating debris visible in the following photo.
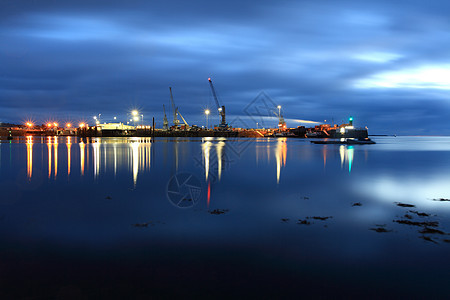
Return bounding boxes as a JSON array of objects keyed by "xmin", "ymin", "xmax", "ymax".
[
  {"xmin": 408, "ymin": 210, "xmax": 430, "ymax": 217},
  {"xmin": 132, "ymin": 223, "xmax": 149, "ymax": 228},
  {"xmin": 370, "ymin": 227, "xmax": 392, "ymax": 233},
  {"xmin": 297, "ymin": 219, "xmax": 311, "ymax": 225},
  {"xmin": 395, "ymin": 202, "xmax": 415, "ymax": 208},
  {"xmin": 310, "ymin": 216, "xmax": 333, "ymax": 221},
  {"xmin": 404, "ymin": 214, "xmax": 413, "ymax": 220},
  {"xmin": 281, "ymin": 218, "xmax": 290, "ymax": 223},
  {"xmin": 209, "ymin": 209, "xmax": 229, "ymax": 215},
  {"xmin": 432, "ymin": 198, "xmax": 450, "ymax": 202},
  {"xmin": 419, "ymin": 227, "xmax": 446, "ymax": 235},
  {"xmin": 132, "ymin": 221, "xmax": 163, "ymax": 228},
  {"xmin": 443, "ymin": 239, "xmax": 450, "ymax": 243},
  {"xmin": 394, "ymin": 220, "xmax": 439, "ymax": 227},
  {"xmin": 352, "ymin": 202, "xmax": 362, "ymax": 207},
  {"xmin": 105, "ymin": 196, "xmax": 112, "ymax": 200},
  {"xmin": 302, "ymin": 196, "xmax": 310, "ymax": 200},
  {"xmin": 375, "ymin": 224, "xmax": 387, "ymax": 227},
  {"xmin": 420, "ymin": 236, "xmax": 438, "ymax": 244}
]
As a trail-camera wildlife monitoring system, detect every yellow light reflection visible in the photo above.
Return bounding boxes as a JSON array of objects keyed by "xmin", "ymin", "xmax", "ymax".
[
  {"xmin": 93, "ymin": 141, "xmax": 100, "ymax": 179},
  {"xmin": 339, "ymin": 145, "xmax": 345, "ymax": 169},
  {"xmin": 47, "ymin": 137, "xmax": 52, "ymax": 178},
  {"xmin": 53, "ymin": 136, "xmax": 58, "ymax": 178},
  {"xmin": 131, "ymin": 142, "xmax": 139, "ymax": 187},
  {"xmin": 66, "ymin": 137, "xmax": 72, "ymax": 176},
  {"xmin": 202, "ymin": 140, "xmax": 212, "ymax": 181},
  {"xmin": 216, "ymin": 141, "xmax": 225, "ymax": 181},
  {"xmin": 275, "ymin": 138, "xmax": 287, "ymax": 184},
  {"xmin": 79, "ymin": 141, "xmax": 85, "ymax": 176},
  {"xmin": 26, "ymin": 136, "xmax": 33, "ymax": 180}
]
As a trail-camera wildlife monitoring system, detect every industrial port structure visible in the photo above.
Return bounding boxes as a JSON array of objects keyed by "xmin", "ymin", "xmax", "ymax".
[{"xmin": 0, "ymin": 78, "xmax": 369, "ymax": 139}]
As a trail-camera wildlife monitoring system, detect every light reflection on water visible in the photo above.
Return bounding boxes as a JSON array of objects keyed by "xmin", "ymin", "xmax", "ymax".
[{"xmin": 1, "ymin": 136, "xmax": 450, "ymax": 297}]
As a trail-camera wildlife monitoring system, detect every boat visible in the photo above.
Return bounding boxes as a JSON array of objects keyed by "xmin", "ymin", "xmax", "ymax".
[{"xmin": 311, "ymin": 138, "xmax": 376, "ymax": 145}]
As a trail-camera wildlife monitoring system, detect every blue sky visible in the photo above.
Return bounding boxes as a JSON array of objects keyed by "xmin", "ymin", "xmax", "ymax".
[{"xmin": 1, "ymin": 0, "xmax": 450, "ymax": 134}]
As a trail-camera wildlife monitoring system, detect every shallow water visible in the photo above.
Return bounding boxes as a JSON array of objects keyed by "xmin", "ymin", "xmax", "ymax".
[{"xmin": 0, "ymin": 136, "xmax": 449, "ymax": 298}]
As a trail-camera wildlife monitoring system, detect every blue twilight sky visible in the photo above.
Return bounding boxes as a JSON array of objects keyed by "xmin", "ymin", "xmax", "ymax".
[{"xmin": 1, "ymin": 0, "xmax": 450, "ymax": 134}]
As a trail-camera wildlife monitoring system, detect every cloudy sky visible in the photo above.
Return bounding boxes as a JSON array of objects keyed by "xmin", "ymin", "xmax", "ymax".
[{"xmin": 1, "ymin": 0, "xmax": 450, "ymax": 134}]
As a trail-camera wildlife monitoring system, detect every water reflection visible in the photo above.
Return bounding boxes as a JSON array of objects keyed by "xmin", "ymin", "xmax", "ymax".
[
  {"xmin": 80, "ymin": 141, "xmax": 85, "ymax": 176},
  {"xmin": 26, "ymin": 136, "xmax": 33, "ymax": 180},
  {"xmin": 275, "ymin": 138, "xmax": 287, "ymax": 184},
  {"xmin": 67, "ymin": 137, "xmax": 72, "ymax": 176},
  {"xmin": 202, "ymin": 139, "xmax": 212, "ymax": 181},
  {"xmin": 338, "ymin": 145, "xmax": 354, "ymax": 173},
  {"xmin": 53, "ymin": 136, "xmax": 58, "ymax": 178}
]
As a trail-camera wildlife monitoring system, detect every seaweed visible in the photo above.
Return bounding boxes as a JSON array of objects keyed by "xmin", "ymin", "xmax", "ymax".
[
  {"xmin": 370, "ymin": 227, "xmax": 392, "ymax": 233},
  {"xmin": 394, "ymin": 220, "xmax": 439, "ymax": 227},
  {"xmin": 395, "ymin": 202, "xmax": 415, "ymax": 208},
  {"xmin": 209, "ymin": 209, "xmax": 229, "ymax": 215},
  {"xmin": 419, "ymin": 227, "xmax": 446, "ymax": 235},
  {"xmin": 297, "ymin": 220, "xmax": 311, "ymax": 225}
]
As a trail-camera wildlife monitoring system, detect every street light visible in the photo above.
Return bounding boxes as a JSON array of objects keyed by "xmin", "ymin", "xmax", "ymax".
[
  {"xmin": 205, "ymin": 109, "xmax": 210, "ymax": 129},
  {"xmin": 277, "ymin": 105, "xmax": 281, "ymax": 118},
  {"xmin": 141, "ymin": 114, "xmax": 144, "ymax": 125},
  {"xmin": 132, "ymin": 110, "xmax": 138, "ymax": 116}
]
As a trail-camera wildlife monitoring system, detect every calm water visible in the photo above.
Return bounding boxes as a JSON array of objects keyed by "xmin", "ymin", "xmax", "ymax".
[{"xmin": 0, "ymin": 136, "xmax": 449, "ymax": 298}]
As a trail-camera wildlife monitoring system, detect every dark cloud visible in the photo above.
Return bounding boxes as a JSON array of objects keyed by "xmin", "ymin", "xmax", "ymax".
[{"xmin": 1, "ymin": 0, "xmax": 449, "ymax": 134}]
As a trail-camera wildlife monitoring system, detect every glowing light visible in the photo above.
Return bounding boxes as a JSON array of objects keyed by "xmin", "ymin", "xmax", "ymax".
[
  {"xmin": 47, "ymin": 137, "xmax": 52, "ymax": 178},
  {"xmin": 53, "ymin": 122, "xmax": 58, "ymax": 127},
  {"xmin": 53, "ymin": 136, "xmax": 58, "ymax": 178},
  {"xmin": 131, "ymin": 142, "xmax": 139, "ymax": 187},
  {"xmin": 66, "ymin": 123, "xmax": 71, "ymax": 128},
  {"xmin": 79, "ymin": 123, "xmax": 85, "ymax": 128},
  {"xmin": 216, "ymin": 141, "xmax": 225, "ymax": 181},
  {"xmin": 277, "ymin": 105, "xmax": 281, "ymax": 109},
  {"xmin": 340, "ymin": 127, "xmax": 346, "ymax": 134},
  {"xmin": 26, "ymin": 122, "xmax": 33, "ymax": 128},
  {"xmin": 80, "ymin": 141, "xmax": 85, "ymax": 176},
  {"xmin": 275, "ymin": 138, "xmax": 287, "ymax": 184},
  {"xmin": 205, "ymin": 109, "xmax": 210, "ymax": 115},
  {"xmin": 47, "ymin": 123, "xmax": 52, "ymax": 128},
  {"xmin": 202, "ymin": 140, "xmax": 212, "ymax": 181},
  {"xmin": 67, "ymin": 137, "xmax": 72, "ymax": 176},
  {"xmin": 26, "ymin": 136, "xmax": 33, "ymax": 180},
  {"xmin": 132, "ymin": 110, "xmax": 138, "ymax": 116}
]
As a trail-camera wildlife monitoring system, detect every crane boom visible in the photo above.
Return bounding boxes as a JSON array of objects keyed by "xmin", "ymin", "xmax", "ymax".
[
  {"xmin": 178, "ymin": 111, "xmax": 189, "ymax": 127},
  {"xmin": 208, "ymin": 77, "xmax": 227, "ymax": 128},
  {"xmin": 169, "ymin": 87, "xmax": 180, "ymax": 126}
]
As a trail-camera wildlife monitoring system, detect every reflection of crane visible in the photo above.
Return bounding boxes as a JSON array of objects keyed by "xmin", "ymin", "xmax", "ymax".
[
  {"xmin": 169, "ymin": 87, "xmax": 180, "ymax": 127},
  {"xmin": 208, "ymin": 77, "xmax": 227, "ymax": 129},
  {"xmin": 162, "ymin": 104, "xmax": 169, "ymax": 130}
]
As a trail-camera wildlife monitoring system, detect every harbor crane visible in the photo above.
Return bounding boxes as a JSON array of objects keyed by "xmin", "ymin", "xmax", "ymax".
[
  {"xmin": 169, "ymin": 87, "xmax": 189, "ymax": 130},
  {"xmin": 169, "ymin": 87, "xmax": 180, "ymax": 127},
  {"xmin": 274, "ymin": 105, "xmax": 286, "ymax": 130},
  {"xmin": 162, "ymin": 104, "xmax": 169, "ymax": 130},
  {"xmin": 208, "ymin": 77, "xmax": 227, "ymax": 129}
]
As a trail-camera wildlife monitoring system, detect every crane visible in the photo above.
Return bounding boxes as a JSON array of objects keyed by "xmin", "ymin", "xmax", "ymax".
[
  {"xmin": 208, "ymin": 77, "xmax": 227, "ymax": 129},
  {"xmin": 169, "ymin": 87, "xmax": 180, "ymax": 127},
  {"xmin": 162, "ymin": 104, "xmax": 169, "ymax": 130},
  {"xmin": 274, "ymin": 105, "xmax": 286, "ymax": 130},
  {"xmin": 178, "ymin": 111, "xmax": 189, "ymax": 128}
]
